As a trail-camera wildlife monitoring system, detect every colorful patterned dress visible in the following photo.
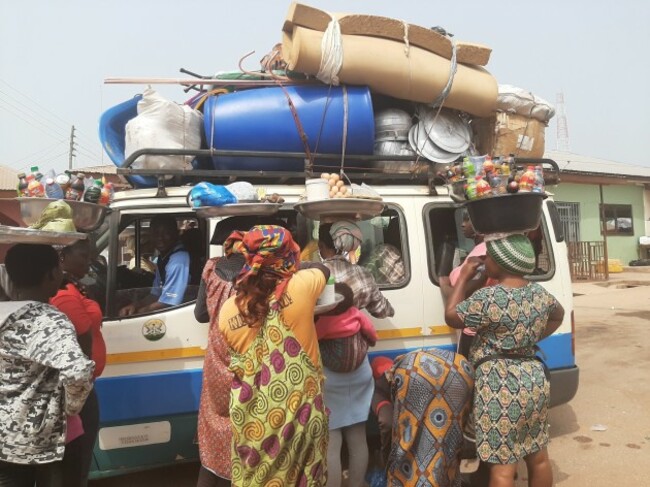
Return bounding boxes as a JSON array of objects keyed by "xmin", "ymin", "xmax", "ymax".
[
  {"xmin": 197, "ymin": 258, "xmax": 237, "ymax": 479},
  {"xmin": 228, "ymin": 308, "xmax": 328, "ymax": 486},
  {"xmin": 456, "ymin": 282, "xmax": 558, "ymax": 464},
  {"xmin": 386, "ymin": 349, "xmax": 474, "ymax": 487}
]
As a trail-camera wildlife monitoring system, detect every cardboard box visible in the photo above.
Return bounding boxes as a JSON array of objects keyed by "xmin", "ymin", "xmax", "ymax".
[{"xmin": 473, "ymin": 112, "xmax": 546, "ymax": 158}]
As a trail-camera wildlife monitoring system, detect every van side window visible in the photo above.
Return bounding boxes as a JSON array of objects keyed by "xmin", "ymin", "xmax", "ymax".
[
  {"xmin": 112, "ymin": 214, "xmax": 206, "ymax": 317},
  {"xmin": 298, "ymin": 206, "xmax": 410, "ymax": 289},
  {"xmin": 359, "ymin": 207, "xmax": 409, "ymax": 289},
  {"xmin": 425, "ymin": 204, "xmax": 555, "ymax": 284}
]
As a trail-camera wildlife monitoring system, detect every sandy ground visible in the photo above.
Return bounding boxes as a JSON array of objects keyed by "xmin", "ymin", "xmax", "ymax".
[{"xmin": 91, "ymin": 270, "xmax": 650, "ymax": 486}]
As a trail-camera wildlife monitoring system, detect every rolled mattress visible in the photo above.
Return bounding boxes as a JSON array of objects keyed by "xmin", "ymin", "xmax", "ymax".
[
  {"xmin": 283, "ymin": 26, "xmax": 498, "ymax": 117},
  {"xmin": 203, "ymin": 85, "xmax": 375, "ymax": 172}
]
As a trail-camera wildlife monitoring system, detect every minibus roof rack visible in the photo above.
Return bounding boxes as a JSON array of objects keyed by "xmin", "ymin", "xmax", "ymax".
[{"xmin": 116, "ymin": 148, "xmax": 559, "ymax": 197}]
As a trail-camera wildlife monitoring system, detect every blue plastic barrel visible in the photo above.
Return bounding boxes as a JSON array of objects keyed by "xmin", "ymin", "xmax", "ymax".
[
  {"xmin": 203, "ymin": 85, "xmax": 375, "ymax": 171},
  {"xmin": 98, "ymin": 94, "xmax": 159, "ymax": 188}
]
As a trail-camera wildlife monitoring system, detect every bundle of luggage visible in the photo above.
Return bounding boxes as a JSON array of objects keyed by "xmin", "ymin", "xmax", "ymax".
[{"xmin": 102, "ymin": 2, "xmax": 556, "ymax": 187}]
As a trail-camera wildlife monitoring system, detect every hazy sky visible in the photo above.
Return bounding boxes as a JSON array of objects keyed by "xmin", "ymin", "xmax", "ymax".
[{"xmin": 1, "ymin": 0, "xmax": 649, "ymax": 175}]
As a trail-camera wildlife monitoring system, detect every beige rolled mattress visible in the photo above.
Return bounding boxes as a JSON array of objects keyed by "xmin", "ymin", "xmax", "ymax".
[{"xmin": 283, "ymin": 26, "xmax": 498, "ymax": 117}]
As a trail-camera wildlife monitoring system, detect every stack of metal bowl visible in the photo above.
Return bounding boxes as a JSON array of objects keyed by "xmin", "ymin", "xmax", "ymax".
[
  {"xmin": 408, "ymin": 107, "xmax": 472, "ymax": 164},
  {"xmin": 372, "ymin": 108, "xmax": 418, "ymax": 173}
]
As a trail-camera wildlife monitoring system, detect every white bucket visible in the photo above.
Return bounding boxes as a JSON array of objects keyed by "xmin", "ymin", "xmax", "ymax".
[{"xmin": 306, "ymin": 179, "xmax": 330, "ymax": 201}]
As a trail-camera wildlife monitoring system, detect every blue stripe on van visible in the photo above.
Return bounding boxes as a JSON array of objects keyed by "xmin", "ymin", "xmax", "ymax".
[
  {"xmin": 95, "ymin": 333, "xmax": 574, "ymax": 423},
  {"xmin": 367, "ymin": 332, "xmax": 575, "ymax": 369},
  {"xmin": 95, "ymin": 369, "xmax": 203, "ymax": 423}
]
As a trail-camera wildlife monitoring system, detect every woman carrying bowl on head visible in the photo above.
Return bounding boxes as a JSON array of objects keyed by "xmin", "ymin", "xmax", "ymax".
[{"xmin": 445, "ymin": 234, "xmax": 565, "ymax": 487}]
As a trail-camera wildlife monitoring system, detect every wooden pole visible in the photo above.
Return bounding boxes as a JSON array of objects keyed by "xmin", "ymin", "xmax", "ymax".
[
  {"xmin": 104, "ymin": 77, "xmax": 314, "ymax": 87},
  {"xmin": 599, "ymin": 184, "xmax": 610, "ymax": 280}
]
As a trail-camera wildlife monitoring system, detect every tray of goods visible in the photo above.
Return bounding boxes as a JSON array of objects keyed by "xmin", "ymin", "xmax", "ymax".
[
  {"xmin": 193, "ymin": 202, "xmax": 284, "ymax": 218},
  {"xmin": 0, "ymin": 225, "xmax": 88, "ymax": 246},
  {"xmin": 445, "ymin": 156, "xmax": 547, "ymax": 233},
  {"xmin": 297, "ymin": 173, "xmax": 384, "ymax": 221},
  {"xmin": 16, "ymin": 197, "xmax": 109, "ymax": 232}
]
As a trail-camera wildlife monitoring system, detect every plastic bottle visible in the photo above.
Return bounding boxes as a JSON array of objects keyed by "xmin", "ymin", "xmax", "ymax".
[
  {"xmin": 45, "ymin": 177, "xmax": 65, "ymax": 199},
  {"xmin": 16, "ymin": 173, "xmax": 28, "ymax": 197},
  {"xmin": 465, "ymin": 177, "xmax": 478, "ymax": 200},
  {"xmin": 532, "ymin": 166, "xmax": 545, "ymax": 193},
  {"xmin": 482, "ymin": 155, "xmax": 495, "ymax": 174},
  {"xmin": 99, "ymin": 182, "xmax": 111, "ymax": 206},
  {"xmin": 318, "ymin": 275, "xmax": 336, "ymax": 305},
  {"xmin": 462, "ymin": 157, "xmax": 476, "ymax": 178},
  {"xmin": 475, "ymin": 175, "xmax": 491, "ymax": 198},
  {"xmin": 30, "ymin": 165, "xmax": 43, "ymax": 182},
  {"xmin": 104, "ymin": 182, "xmax": 115, "ymax": 204},
  {"xmin": 519, "ymin": 166, "xmax": 536, "ymax": 192},
  {"xmin": 55, "ymin": 170, "xmax": 71, "ymax": 193},
  {"xmin": 65, "ymin": 172, "xmax": 86, "ymax": 201},
  {"xmin": 490, "ymin": 171, "xmax": 506, "ymax": 195},
  {"xmin": 83, "ymin": 179, "xmax": 102, "ymax": 204},
  {"xmin": 26, "ymin": 174, "xmax": 45, "ymax": 197}
]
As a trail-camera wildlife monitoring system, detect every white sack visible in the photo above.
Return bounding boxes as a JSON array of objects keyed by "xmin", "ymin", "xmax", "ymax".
[
  {"xmin": 496, "ymin": 85, "xmax": 555, "ymax": 123},
  {"xmin": 125, "ymin": 87, "xmax": 203, "ymax": 170}
]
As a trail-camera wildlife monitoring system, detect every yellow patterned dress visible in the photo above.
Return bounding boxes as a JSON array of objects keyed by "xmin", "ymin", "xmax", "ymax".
[{"xmin": 228, "ymin": 308, "xmax": 328, "ymax": 486}]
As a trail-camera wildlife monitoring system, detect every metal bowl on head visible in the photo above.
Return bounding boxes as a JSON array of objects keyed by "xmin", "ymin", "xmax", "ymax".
[{"xmin": 16, "ymin": 198, "xmax": 109, "ymax": 232}]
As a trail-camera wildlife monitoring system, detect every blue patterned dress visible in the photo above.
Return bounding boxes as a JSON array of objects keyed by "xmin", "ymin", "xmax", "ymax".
[
  {"xmin": 456, "ymin": 282, "xmax": 558, "ymax": 464},
  {"xmin": 385, "ymin": 349, "xmax": 474, "ymax": 486}
]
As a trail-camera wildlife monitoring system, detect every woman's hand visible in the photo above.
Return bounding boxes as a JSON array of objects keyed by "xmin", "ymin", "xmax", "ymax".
[{"xmin": 458, "ymin": 256, "xmax": 485, "ymax": 282}]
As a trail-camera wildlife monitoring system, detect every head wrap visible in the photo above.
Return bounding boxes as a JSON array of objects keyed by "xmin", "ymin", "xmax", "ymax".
[
  {"xmin": 486, "ymin": 234, "xmax": 536, "ymax": 276},
  {"xmin": 330, "ymin": 220, "xmax": 363, "ymax": 253},
  {"xmin": 224, "ymin": 225, "xmax": 300, "ymax": 306},
  {"xmin": 371, "ymin": 356, "xmax": 394, "ymax": 380}
]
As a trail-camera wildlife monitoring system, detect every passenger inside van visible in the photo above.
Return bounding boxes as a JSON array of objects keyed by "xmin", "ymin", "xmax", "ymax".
[
  {"xmin": 119, "ymin": 215, "xmax": 190, "ymax": 316},
  {"xmin": 360, "ymin": 217, "xmax": 405, "ymax": 285}
]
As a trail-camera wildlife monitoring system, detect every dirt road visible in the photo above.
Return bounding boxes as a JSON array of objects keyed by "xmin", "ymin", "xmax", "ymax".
[
  {"xmin": 534, "ymin": 274, "xmax": 650, "ymax": 486},
  {"xmin": 91, "ymin": 272, "xmax": 650, "ymax": 486}
]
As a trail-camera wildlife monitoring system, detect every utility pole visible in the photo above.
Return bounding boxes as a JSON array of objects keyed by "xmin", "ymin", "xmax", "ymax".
[
  {"xmin": 68, "ymin": 125, "xmax": 77, "ymax": 169},
  {"xmin": 555, "ymin": 92, "xmax": 570, "ymax": 152}
]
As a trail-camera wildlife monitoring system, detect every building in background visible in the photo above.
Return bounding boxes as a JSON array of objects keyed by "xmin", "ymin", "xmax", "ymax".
[{"xmin": 547, "ymin": 151, "xmax": 650, "ymax": 278}]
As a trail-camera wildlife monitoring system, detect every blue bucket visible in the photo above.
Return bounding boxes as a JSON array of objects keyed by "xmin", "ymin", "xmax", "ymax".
[
  {"xmin": 98, "ymin": 94, "xmax": 158, "ymax": 188},
  {"xmin": 203, "ymin": 85, "xmax": 375, "ymax": 172}
]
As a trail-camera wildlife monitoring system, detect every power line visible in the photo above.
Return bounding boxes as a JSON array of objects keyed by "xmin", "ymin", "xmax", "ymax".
[
  {"xmin": 0, "ymin": 99, "xmax": 69, "ymax": 142},
  {"xmin": 0, "ymin": 89, "xmax": 71, "ymax": 137},
  {"xmin": 0, "ymin": 79, "xmax": 102, "ymax": 154},
  {"xmin": 5, "ymin": 140, "xmax": 68, "ymax": 168}
]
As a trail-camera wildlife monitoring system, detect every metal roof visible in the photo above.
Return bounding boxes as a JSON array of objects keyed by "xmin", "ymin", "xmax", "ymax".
[
  {"xmin": 0, "ymin": 165, "xmax": 18, "ymax": 191},
  {"xmin": 545, "ymin": 150, "xmax": 650, "ymax": 180}
]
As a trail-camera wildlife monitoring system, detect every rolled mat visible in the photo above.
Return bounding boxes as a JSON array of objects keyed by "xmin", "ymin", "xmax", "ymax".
[
  {"xmin": 283, "ymin": 26, "xmax": 498, "ymax": 117},
  {"xmin": 282, "ymin": 2, "xmax": 492, "ymax": 67}
]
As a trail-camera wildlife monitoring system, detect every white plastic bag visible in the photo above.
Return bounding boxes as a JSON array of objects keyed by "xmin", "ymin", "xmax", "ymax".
[
  {"xmin": 496, "ymin": 85, "xmax": 555, "ymax": 123},
  {"xmin": 225, "ymin": 182, "xmax": 257, "ymax": 202},
  {"xmin": 125, "ymin": 87, "xmax": 203, "ymax": 170}
]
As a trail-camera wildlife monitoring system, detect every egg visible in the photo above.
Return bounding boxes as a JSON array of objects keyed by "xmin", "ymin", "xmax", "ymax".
[
  {"xmin": 336, "ymin": 180, "xmax": 345, "ymax": 188},
  {"xmin": 331, "ymin": 173, "xmax": 340, "ymax": 182},
  {"xmin": 328, "ymin": 179, "xmax": 336, "ymax": 187},
  {"xmin": 321, "ymin": 173, "xmax": 330, "ymax": 180},
  {"xmin": 340, "ymin": 186, "xmax": 348, "ymax": 195}
]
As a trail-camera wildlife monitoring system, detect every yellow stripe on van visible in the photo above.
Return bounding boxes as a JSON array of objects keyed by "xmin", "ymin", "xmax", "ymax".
[
  {"xmin": 376, "ymin": 325, "xmax": 455, "ymax": 340},
  {"xmin": 428, "ymin": 325, "xmax": 455, "ymax": 335},
  {"xmin": 376, "ymin": 327, "xmax": 424, "ymax": 339},
  {"xmin": 106, "ymin": 347, "xmax": 205, "ymax": 365}
]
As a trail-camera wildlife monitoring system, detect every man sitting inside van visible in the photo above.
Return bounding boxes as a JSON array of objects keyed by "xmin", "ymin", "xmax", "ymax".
[{"xmin": 119, "ymin": 215, "xmax": 189, "ymax": 316}]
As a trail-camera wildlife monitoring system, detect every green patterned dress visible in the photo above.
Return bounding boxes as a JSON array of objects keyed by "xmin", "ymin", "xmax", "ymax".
[
  {"xmin": 456, "ymin": 282, "xmax": 558, "ymax": 464},
  {"xmin": 228, "ymin": 308, "xmax": 328, "ymax": 486}
]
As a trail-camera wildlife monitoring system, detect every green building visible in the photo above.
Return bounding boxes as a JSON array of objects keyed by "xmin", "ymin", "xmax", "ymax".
[{"xmin": 546, "ymin": 151, "xmax": 650, "ymax": 278}]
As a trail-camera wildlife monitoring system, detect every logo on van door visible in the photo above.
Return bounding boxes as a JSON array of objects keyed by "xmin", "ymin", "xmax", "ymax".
[{"xmin": 142, "ymin": 319, "xmax": 166, "ymax": 341}]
